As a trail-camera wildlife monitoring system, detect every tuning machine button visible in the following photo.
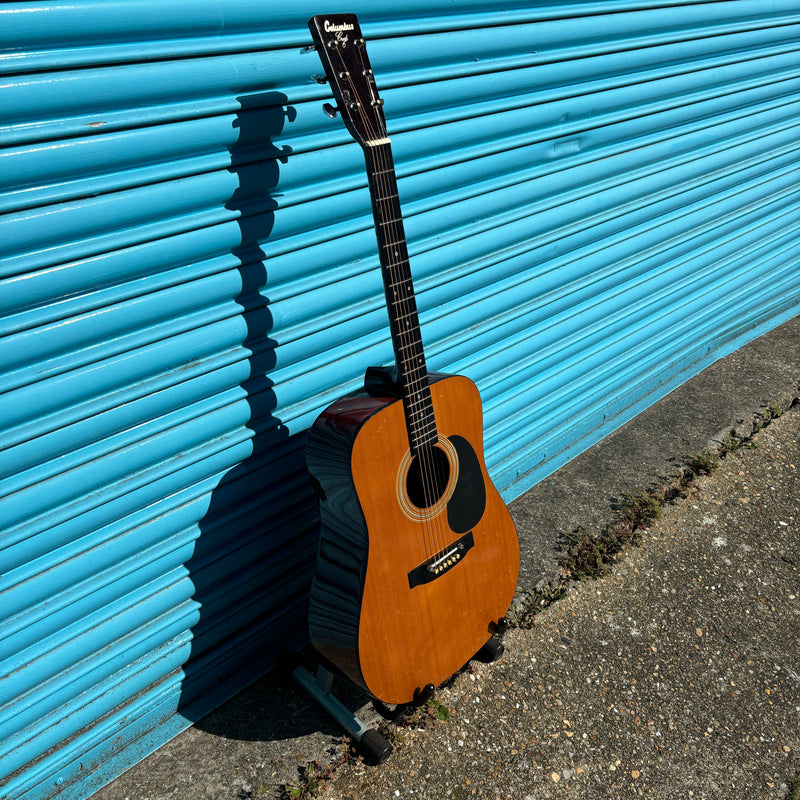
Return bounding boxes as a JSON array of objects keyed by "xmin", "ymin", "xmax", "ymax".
[
  {"xmin": 322, "ymin": 103, "xmax": 339, "ymax": 119},
  {"xmin": 312, "ymin": 73, "xmax": 328, "ymax": 84}
]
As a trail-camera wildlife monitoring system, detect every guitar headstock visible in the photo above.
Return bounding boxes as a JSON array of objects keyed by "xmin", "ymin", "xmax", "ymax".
[{"xmin": 308, "ymin": 14, "xmax": 388, "ymax": 148}]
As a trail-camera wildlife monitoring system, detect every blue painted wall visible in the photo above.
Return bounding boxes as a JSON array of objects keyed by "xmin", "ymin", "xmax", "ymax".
[{"xmin": 1, "ymin": 2, "xmax": 799, "ymax": 797}]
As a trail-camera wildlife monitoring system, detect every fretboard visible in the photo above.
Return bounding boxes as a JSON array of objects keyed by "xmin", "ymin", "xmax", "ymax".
[{"xmin": 363, "ymin": 140, "xmax": 437, "ymax": 453}]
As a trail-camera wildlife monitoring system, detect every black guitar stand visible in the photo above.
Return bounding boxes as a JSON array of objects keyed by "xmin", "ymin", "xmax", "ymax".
[
  {"xmin": 292, "ymin": 663, "xmax": 393, "ymax": 765},
  {"xmin": 293, "ymin": 626, "xmax": 506, "ymax": 765}
]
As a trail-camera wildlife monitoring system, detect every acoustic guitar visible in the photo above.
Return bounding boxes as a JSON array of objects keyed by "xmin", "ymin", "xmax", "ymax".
[{"xmin": 306, "ymin": 13, "xmax": 520, "ymax": 705}]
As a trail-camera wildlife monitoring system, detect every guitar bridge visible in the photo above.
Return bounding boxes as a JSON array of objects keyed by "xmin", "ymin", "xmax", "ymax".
[{"xmin": 407, "ymin": 531, "xmax": 474, "ymax": 589}]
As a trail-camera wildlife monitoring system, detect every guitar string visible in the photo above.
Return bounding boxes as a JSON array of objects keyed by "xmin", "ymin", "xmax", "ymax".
[
  {"xmin": 329, "ymin": 34, "xmax": 451, "ymax": 558},
  {"xmin": 323, "ymin": 35, "xmax": 443, "ymax": 556},
  {"xmin": 354, "ymin": 51, "xmax": 449, "ymax": 559},
  {"xmin": 357, "ymin": 59, "xmax": 454, "ymax": 561}
]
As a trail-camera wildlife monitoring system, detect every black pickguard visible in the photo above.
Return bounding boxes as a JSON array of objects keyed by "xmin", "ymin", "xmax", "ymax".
[{"xmin": 446, "ymin": 435, "xmax": 487, "ymax": 534}]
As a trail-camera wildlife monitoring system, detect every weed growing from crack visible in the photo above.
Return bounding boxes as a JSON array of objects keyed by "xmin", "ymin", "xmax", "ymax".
[
  {"xmin": 426, "ymin": 697, "xmax": 451, "ymax": 721},
  {"xmin": 510, "ymin": 584, "xmax": 567, "ymax": 630},
  {"xmin": 279, "ymin": 761, "xmax": 329, "ymax": 799},
  {"xmin": 379, "ymin": 695, "xmax": 451, "ymax": 731},
  {"xmin": 559, "ymin": 487, "xmax": 675, "ymax": 583},
  {"xmin": 721, "ymin": 429, "xmax": 746, "ymax": 452},
  {"xmin": 511, "ymin": 399, "xmax": 792, "ymax": 630},
  {"xmin": 278, "ymin": 744, "xmax": 360, "ymax": 800},
  {"xmin": 720, "ymin": 401, "xmax": 786, "ymax": 455},
  {"xmin": 687, "ymin": 451, "xmax": 719, "ymax": 476},
  {"xmin": 621, "ymin": 490, "xmax": 662, "ymax": 527}
]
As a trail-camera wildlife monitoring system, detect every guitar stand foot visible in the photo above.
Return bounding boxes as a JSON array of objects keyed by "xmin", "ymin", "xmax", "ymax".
[
  {"xmin": 293, "ymin": 664, "xmax": 393, "ymax": 765},
  {"xmin": 475, "ymin": 636, "xmax": 505, "ymax": 663}
]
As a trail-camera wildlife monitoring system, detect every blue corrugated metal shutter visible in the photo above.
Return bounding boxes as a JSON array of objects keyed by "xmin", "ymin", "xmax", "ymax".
[{"xmin": 1, "ymin": 1, "xmax": 799, "ymax": 797}]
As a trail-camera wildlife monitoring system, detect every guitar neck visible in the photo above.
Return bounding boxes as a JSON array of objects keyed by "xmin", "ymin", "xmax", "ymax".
[
  {"xmin": 362, "ymin": 141, "xmax": 437, "ymax": 453},
  {"xmin": 305, "ymin": 13, "xmax": 438, "ymax": 452}
]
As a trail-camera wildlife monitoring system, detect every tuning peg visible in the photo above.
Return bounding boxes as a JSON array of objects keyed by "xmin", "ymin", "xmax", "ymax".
[
  {"xmin": 322, "ymin": 103, "xmax": 339, "ymax": 119},
  {"xmin": 312, "ymin": 73, "xmax": 328, "ymax": 84}
]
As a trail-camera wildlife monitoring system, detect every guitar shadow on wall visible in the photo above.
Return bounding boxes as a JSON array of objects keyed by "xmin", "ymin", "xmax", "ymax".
[{"xmin": 178, "ymin": 92, "xmax": 341, "ymax": 741}]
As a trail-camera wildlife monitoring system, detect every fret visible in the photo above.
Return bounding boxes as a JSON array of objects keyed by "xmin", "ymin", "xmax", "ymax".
[
  {"xmin": 407, "ymin": 392, "xmax": 433, "ymax": 408},
  {"xmin": 405, "ymin": 381, "xmax": 433, "ymax": 398},
  {"xmin": 409, "ymin": 403, "xmax": 432, "ymax": 420},
  {"xmin": 405, "ymin": 372, "xmax": 431, "ymax": 386},
  {"xmin": 406, "ymin": 401, "xmax": 433, "ymax": 419},
  {"xmin": 410, "ymin": 428, "xmax": 437, "ymax": 445},
  {"xmin": 402, "ymin": 368, "xmax": 430, "ymax": 385},
  {"xmin": 384, "ymin": 267, "xmax": 411, "ymax": 280},
  {"xmin": 410, "ymin": 414, "xmax": 436, "ymax": 430},
  {"xmin": 410, "ymin": 423, "xmax": 438, "ymax": 446},
  {"xmin": 404, "ymin": 384, "xmax": 430, "ymax": 400},
  {"xmin": 406, "ymin": 397, "xmax": 434, "ymax": 418},
  {"xmin": 404, "ymin": 365, "xmax": 429, "ymax": 379},
  {"xmin": 406, "ymin": 396, "xmax": 430, "ymax": 407},
  {"xmin": 405, "ymin": 380, "xmax": 430, "ymax": 393},
  {"xmin": 392, "ymin": 307, "xmax": 420, "ymax": 322},
  {"xmin": 409, "ymin": 417, "xmax": 436, "ymax": 436},
  {"xmin": 400, "ymin": 357, "xmax": 426, "ymax": 371},
  {"xmin": 409, "ymin": 409, "xmax": 435, "ymax": 425}
]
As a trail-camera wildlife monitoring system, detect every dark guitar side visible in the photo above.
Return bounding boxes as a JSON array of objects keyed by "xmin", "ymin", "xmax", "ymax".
[{"xmin": 307, "ymin": 373, "xmax": 519, "ymax": 704}]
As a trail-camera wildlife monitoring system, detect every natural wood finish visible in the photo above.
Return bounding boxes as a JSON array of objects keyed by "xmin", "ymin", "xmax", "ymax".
[{"xmin": 351, "ymin": 375, "xmax": 519, "ymax": 703}]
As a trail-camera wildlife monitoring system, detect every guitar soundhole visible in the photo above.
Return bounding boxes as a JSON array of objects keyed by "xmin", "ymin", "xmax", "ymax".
[{"xmin": 406, "ymin": 445, "xmax": 451, "ymax": 510}]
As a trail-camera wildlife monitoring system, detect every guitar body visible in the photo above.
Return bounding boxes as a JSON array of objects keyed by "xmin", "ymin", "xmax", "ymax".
[{"xmin": 308, "ymin": 373, "xmax": 519, "ymax": 704}]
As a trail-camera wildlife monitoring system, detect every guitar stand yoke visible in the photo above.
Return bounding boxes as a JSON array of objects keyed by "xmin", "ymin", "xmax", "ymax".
[{"xmin": 292, "ymin": 663, "xmax": 393, "ymax": 765}]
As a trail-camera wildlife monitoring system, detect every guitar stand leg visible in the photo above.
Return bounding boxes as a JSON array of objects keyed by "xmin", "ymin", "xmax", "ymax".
[{"xmin": 292, "ymin": 664, "xmax": 393, "ymax": 765}]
